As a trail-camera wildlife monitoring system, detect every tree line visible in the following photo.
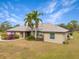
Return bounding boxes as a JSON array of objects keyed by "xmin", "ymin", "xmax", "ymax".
[{"xmin": 58, "ymin": 20, "xmax": 79, "ymax": 32}]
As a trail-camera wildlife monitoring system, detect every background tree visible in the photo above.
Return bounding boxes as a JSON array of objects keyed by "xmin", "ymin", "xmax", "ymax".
[
  {"xmin": 70, "ymin": 20, "xmax": 78, "ymax": 30},
  {"xmin": 66, "ymin": 23, "xmax": 74, "ymax": 31},
  {"xmin": 67, "ymin": 20, "xmax": 79, "ymax": 31},
  {"xmin": 58, "ymin": 20, "xmax": 79, "ymax": 32},
  {"xmin": 58, "ymin": 23, "xmax": 66, "ymax": 28},
  {"xmin": 13, "ymin": 24, "xmax": 20, "ymax": 28},
  {"xmin": 0, "ymin": 21, "xmax": 12, "ymax": 32}
]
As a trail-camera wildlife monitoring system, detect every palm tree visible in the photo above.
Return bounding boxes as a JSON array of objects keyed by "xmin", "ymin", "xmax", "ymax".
[
  {"xmin": 24, "ymin": 13, "xmax": 34, "ymax": 36},
  {"xmin": 24, "ymin": 10, "xmax": 42, "ymax": 39},
  {"xmin": 32, "ymin": 10, "xmax": 42, "ymax": 39}
]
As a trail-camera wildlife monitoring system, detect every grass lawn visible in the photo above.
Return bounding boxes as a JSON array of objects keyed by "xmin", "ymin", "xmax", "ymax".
[{"xmin": 0, "ymin": 32, "xmax": 79, "ymax": 59}]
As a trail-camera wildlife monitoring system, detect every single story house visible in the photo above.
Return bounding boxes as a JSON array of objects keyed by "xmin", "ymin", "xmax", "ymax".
[{"xmin": 7, "ymin": 23, "xmax": 69, "ymax": 44}]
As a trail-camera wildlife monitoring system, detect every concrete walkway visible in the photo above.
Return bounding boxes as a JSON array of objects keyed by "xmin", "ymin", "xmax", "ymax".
[{"xmin": 0, "ymin": 40, "xmax": 16, "ymax": 42}]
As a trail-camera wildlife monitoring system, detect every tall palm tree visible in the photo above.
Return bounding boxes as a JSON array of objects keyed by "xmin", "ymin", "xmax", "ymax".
[
  {"xmin": 24, "ymin": 13, "xmax": 34, "ymax": 36},
  {"xmin": 24, "ymin": 10, "xmax": 42, "ymax": 39},
  {"xmin": 32, "ymin": 10, "xmax": 42, "ymax": 39}
]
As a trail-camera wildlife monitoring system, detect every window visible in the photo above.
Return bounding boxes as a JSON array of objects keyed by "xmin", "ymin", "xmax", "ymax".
[{"xmin": 50, "ymin": 33, "xmax": 55, "ymax": 39}]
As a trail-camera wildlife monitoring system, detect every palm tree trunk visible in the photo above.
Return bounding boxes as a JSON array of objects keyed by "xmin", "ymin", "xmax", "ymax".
[{"xmin": 35, "ymin": 28, "xmax": 37, "ymax": 39}]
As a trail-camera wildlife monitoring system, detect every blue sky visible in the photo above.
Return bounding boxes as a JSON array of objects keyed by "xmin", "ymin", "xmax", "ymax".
[{"xmin": 0, "ymin": 0, "xmax": 79, "ymax": 25}]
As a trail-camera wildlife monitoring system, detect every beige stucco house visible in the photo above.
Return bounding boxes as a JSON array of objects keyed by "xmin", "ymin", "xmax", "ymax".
[{"xmin": 7, "ymin": 23, "xmax": 69, "ymax": 44}]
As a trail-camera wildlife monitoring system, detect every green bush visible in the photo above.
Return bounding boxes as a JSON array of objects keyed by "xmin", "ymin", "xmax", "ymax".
[
  {"xmin": 14, "ymin": 34, "xmax": 19, "ymax": 39},
  {"xmin": 26, "ymin": 35, "xmax": 35, "ymax": 41},
  {"xmin": 1, "ymin": 33, "xmax": 8, "ymax": 40}
]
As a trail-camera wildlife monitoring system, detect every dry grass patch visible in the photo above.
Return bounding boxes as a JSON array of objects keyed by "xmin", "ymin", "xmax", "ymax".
[{"xmin": 0, "ymin": 32, "xmax": 79, "ymax": 59}]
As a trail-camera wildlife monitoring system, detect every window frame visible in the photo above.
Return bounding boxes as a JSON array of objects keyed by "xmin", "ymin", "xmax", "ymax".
[{"xmin": 50, "ymin": 32, "xmax": 55, "ymax": 39}]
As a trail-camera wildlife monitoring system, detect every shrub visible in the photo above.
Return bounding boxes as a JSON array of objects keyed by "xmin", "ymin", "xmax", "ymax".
[
  {"xmin": 26, "ymin": 35, "xmax": 35, "ymax": 41},
  {"xmin": 63, "ymin": 40, "xmax": 69, "ymax": 44},
  {"xmin": 1, "ymin": 33, "xmax": 8, "ymax": 40},
  {"xmin": 1, "ymin": 33, "xmax": 20, "ymax": 40},
  {"xmin": 13, "ymin": 34, "xmax": 19, "ymax": 39}
]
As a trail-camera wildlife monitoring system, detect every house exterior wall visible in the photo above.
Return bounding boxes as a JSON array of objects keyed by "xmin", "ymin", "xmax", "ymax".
[
  {"xmin": 43, "ymin": 32, "xmax": 68, "ymax": 44},
  {"xmin": 15, "ymin": 32, "xmax": 27, "ymax": 39}
]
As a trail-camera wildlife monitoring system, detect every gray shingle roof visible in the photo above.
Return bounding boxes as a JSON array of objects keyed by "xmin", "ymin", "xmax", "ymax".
[
  {"xmin": 37, "ymin": 23, "xmax": 68, "ymax": 32},
  {"xmin": 7, "ymin": 26, "xmax": 31, "ymax": 32},
  {"xmin": 7, "ymin": 24, "xmax": 68, "ymax": 32}
]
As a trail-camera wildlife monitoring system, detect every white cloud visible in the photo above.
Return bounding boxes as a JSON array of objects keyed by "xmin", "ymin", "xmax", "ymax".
[
  {"xmin": 0, "ymin": 10, "xmax": 9, "ymax": 18},
  {"xmin": 6, "ymin": 17, "xmax": 17, "ymax": 23},
  {"xmin": 0, "ymin": 1, "xmax": 28, "ymax": 25},
  {"xmin": 0, "ymin": 12, "xmax": 18, "ymax": 23},
  {"xmin": 3, "ymin": 10, "xmax": 10, "ymax": 17},
  {"xmin": 0, "ymin": 10, "xmax": 18, "ymax": 23},
  {"xmin": 62, "ymin": 0, "xmax": 76, "ymax": 7},
  {"xmin": 7, "ymin": 2, "xmax": 14, "ymax": 10},
  {"xmin": 43, "ymin": 0, "xmax": 57, "ymax": 13},
  {"xmin": 42, "ymin": 0, "xmax": 77, "ymax": 24},
  {"xmin": 11, "ymin": 14, "xmax": 20, "ymax": 19},
  {"xmin": 45, "ymin": 8, "xmax": 75, "ymax": 23},
  {"xmin": 0, "ymin": 2, "xmax": 20, "ymax": 24},
  {"xmin": 2, "ymin": 2, "xmax": 14, "ymax": 11},
  {"xmin": 2, "ymin": 3, "xmax": 8, "ymax": 9},
  {"xmin": 0, "ymin": 7, "xmax": 4, "ymax": 10},
  {"xmin": 0, "ymin": 13, "xmax": 4, "ymax": 18}
]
